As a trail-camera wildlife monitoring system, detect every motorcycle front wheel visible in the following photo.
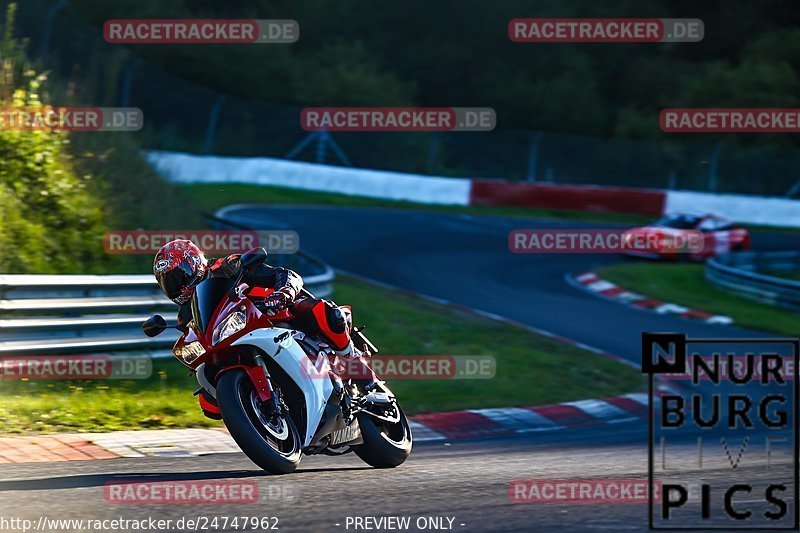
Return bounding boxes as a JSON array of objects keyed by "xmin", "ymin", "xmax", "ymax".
[
  {"xmin": 217, "ymin": 369, "xmax": 302, "ymax": 474},
  {"xmin": 354, "ymin": 398, "xmax": 412, "ymax": 468}
]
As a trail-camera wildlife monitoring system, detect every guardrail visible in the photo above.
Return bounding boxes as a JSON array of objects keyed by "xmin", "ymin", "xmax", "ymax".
[
  {"xmin": 0, "ymin": 258, "xmax": 334, "ymax": 357},
  {"xmin": 705, "ymin": 251, "xmax": 800, "ymax": 311}
]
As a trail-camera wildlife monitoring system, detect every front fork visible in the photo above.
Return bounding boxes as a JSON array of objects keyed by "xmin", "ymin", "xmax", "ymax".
[
  {"xmin": 195, "ymin": 356, "xmax": 282, "ymax": 419},
  {"xmin": 252, "ymin": 354, "xmax": 282, "ymax": 417}
]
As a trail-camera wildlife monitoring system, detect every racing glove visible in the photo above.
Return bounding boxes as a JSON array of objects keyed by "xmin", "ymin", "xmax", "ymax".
[{"xmin": 262, "ymin": 290, "xmax": 291, "ymax": 310}]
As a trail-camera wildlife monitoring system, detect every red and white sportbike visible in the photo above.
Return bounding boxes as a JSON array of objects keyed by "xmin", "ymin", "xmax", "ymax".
[{"xmin": 142, "ymin": 248, "xmax": 412, "ymax": 474}]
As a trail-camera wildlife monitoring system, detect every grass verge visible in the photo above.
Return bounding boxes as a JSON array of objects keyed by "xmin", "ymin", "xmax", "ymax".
[
  {"xmin": 0, "ymin": 360, "xmax": 212, "ymax": 435},
  {"xmin": 0, "ymin": 275, "xmax": 643, "ymax": 434},
  {"xmin": 597, "ymin": 262, "xmax": 800, "ymax": 336},
  {"xmin": 180, "ymin": 183, "xmax": 800, "ymax": 234},
  {"xmin": 180, "ymin": 183, "xmax": 652, "ymax": 226}
]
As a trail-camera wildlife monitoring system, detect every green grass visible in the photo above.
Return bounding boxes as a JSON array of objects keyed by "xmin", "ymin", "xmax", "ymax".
[
  {"xmin": 181, "ymin": 183, "xmax": 652, "ymax": 226},
  {"xmin": 598, "ymin": 262, "xmax": 800, "ymax": 336},
  {"xmin": 0, "ymin": 360, "xmax": 215, "ymax": 435},
  {"xmin": 0, "ymin": 276, "xmax": 643, "ymax": 434},
  {"xmin": 182, "ymin": 183, "xmax": 800, "ymax": 235},
  {"xmin": 332, "ymin": 276, "xmax": 643, "ymax": 414}
]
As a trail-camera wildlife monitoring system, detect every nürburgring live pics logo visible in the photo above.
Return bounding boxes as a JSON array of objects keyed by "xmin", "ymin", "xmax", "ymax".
[{"xmin": 643, "ymin": 333, "xmax": 799, "ymax": 530}]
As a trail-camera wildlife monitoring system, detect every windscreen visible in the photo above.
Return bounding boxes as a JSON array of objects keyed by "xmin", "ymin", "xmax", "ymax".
[
  {"xmin": 191, "ymin": 276, "xmax": 236, "ymax": 334},
  {"xmin": 653, "ymin": 215, "xmax": 699, "ymax": 229}
]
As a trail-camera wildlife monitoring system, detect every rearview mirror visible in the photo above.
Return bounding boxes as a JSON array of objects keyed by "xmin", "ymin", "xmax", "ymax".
[
  {"xmin": 142, "ymin": 314, "xmax": 168, "ymax": 337},
  {"xmin": 240, "ymin": 247, "xmax": 267, "ymax": 271}
]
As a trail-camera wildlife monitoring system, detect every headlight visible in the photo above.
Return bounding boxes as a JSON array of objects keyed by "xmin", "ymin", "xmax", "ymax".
[
  {"xmin": 173, "ymin": 341, "xmax": 205, "ymax": 365},
  {"xmin": 212, "ymin": 311, "xmax": 247, "ymax": 345}
]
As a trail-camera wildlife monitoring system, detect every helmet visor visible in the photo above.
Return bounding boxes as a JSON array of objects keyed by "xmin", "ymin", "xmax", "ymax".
[{"xmin": 156, "ymin": 260, "xmax": 201, "ymax": 302}]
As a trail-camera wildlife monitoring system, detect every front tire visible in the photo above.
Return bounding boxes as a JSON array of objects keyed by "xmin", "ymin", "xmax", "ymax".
[
  {"xmin": 354, "ymin": 403, "xmax": 412, "ymax": 468},
  {"xmin": 217, "ymin": 369, "xmax": 302, "ymax": 474}
]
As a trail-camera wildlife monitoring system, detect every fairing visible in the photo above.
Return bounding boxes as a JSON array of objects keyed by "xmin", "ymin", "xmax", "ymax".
[{"xmin": 231, "ymin": 328, "xmax": 334, "ymax": 448}]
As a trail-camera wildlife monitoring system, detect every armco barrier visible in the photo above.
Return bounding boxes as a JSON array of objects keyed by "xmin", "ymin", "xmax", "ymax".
[
  {"xmin": 0, "ymin": 258, "xmax": 334, "ymax": 357},
  {"xmin": 705, "ymin": 251, "xmax": 800, "ymax": 311}
]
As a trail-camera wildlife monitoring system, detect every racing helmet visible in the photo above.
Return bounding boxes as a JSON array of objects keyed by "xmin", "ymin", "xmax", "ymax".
[{"xmin": 153, "ymin": 239, "xmax": 207, "ymax": 304}]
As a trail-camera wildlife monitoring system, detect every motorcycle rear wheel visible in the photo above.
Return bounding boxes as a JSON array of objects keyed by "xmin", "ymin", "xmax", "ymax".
[{"xmin": 217, "ymin": 369, "xmax": 302, "ymax": 474}]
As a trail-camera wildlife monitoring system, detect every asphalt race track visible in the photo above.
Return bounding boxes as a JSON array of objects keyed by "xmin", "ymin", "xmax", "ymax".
[
  {"xmin": 3, "ymin": 205, "xmax": 799, "ymax": 532},
  {"xmin": 2, "ymin": 425, "xmax": 793, "ymax": 532},
  {"xmin": 222, "ymin": 204, "xmax": 800, "ymax": 364}
]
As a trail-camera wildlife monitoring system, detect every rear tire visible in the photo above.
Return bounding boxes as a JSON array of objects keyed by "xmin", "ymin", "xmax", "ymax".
[
  {"xmin": 354, "ymin": 404, "xmax": 412, "ymax": 468},
  {"xmin": 217, "ymin": 369, "xmax": 302, "ymax": 474}
]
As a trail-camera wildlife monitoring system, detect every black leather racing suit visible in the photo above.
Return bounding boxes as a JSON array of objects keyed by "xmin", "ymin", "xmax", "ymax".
[
  {"xmin": 176, "ymin": 254, "xmax": 303, "ymax": 328},
  {"xmin": 176, "ymin": 254, "xmax": 351, "ymax": 353}
]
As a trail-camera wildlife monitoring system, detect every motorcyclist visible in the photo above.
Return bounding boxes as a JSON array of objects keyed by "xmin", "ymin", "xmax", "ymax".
[{"xmin": 153, "ymin": 239, "xmax": 357, "ymax": 419}]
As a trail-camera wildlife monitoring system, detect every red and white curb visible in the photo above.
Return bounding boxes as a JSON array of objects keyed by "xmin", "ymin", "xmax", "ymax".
[
  {"xmin": 0, "ymin": 395, "xmax": 661, "ymax": 463},
  {"xmin": 570, "ymin": 272, "xmax": 733, "ymax": 325},
  {"xmin": 0, "ymin": 429, "xmax": 238, "ymax": 463},
  {"xmin": 410, "ymin": 393, "xmax": 657, "ymax": 441}
]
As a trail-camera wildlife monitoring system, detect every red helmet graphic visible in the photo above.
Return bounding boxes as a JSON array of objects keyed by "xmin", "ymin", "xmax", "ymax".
[{"xmin": 153, "ymin": 240, "xmax": 207, "ymax": 304}]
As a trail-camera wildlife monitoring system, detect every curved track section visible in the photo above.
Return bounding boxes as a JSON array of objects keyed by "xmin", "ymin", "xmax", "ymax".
[
  {"xmin": 221, "ymin": 204, "xmax": 797, "ymax": 363},
  {"xmin": 4, "ymin": 205, "xmax": 797, "ymax": 532}
]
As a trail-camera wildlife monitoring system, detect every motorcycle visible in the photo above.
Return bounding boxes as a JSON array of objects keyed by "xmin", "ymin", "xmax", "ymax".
[{"xmin": 142, "ymin": 248, "xmax": 412, "ymax": 474}]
